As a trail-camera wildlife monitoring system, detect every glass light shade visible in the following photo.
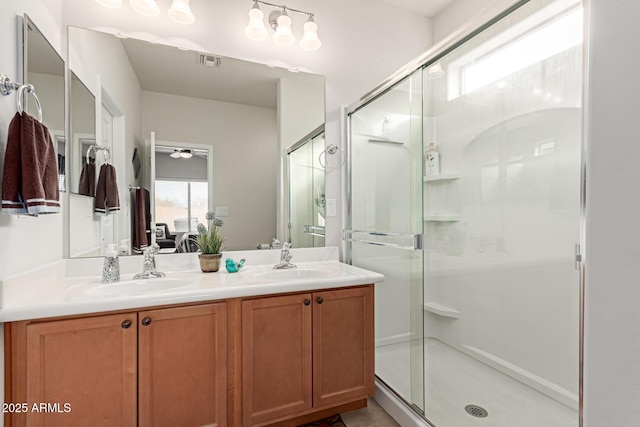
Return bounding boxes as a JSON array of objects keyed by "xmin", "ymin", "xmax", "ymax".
[
  {"xmin": 168, "ymin": 0, "xmax": 195, "ymax": 24},
  {"xmin": 273, "ymin": 13, "xmax": 295, "ymax": 46},
  {"xmin": 245, "ymin": 7, "xmax": 268, "ymax": 41},
  {"xmin": 300, "ymin": 20, "xmax": 321, "ymax": 51},
  {"xmin": 180, "ymin": 151, "xmax": 193, "ymax": 159},
  {"xmin": 129, "ymin": 0, "xmax": 160, "ymax": 17},
  {"xmin": 95, "ymin": 0, "xmax": 123, "ymax": 8},
  {"xmin": 428, "ymin": 62, "xmax": 445, "ymax": 79}
]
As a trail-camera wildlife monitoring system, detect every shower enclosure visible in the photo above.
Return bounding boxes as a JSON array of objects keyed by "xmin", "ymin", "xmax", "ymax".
[
  {"xmin": 347, "ymin": 0, "xmax": 583, "ymax": 426},
  {"xmin": 287, "ymin": 128, "xmax": 326, "ymax": 248}
]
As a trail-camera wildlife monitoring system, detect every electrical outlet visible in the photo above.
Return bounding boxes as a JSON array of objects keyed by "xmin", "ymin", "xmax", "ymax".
[
  {"xmin": 326, "ymin": 199, "xmax": 337, "ymax": 217},
  {"xmin": 215, "ymin": 207, "xmax": 229, "ymax": 217}
]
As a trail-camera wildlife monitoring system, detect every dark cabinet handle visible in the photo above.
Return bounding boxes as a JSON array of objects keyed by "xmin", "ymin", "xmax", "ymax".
[
  {"xmin": 304, "ymin": 299, "xmax": 311, "ymax": 306},
  {"xmin": 141, "ymin": 317, "xmax": 152, "ymax": 326},
  {"xmin": 316, "ymin": 297, "xmax": 324, "ymax": 304},
  {"xmin": 121, "ymin": 320, "xmax": 132, "ymax": 329}
]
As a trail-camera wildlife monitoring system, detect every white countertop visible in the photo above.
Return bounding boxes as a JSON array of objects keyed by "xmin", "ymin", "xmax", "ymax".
[{"xmin": 0, "ymin": 247, "xmax": 384, "ymax": 322}]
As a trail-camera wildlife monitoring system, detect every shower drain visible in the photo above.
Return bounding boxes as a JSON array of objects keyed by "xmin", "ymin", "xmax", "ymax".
[{"xmin": 465, "ymin": 404, "xmax": 488, "ymax": 418}]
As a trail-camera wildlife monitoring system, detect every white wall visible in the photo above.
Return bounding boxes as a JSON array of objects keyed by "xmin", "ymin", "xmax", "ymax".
[
  {"xmin": 141, "ymin": 91, "xmax": 278, "ymax": 251},
  {"xmin": 432, "ymin": 0, "xmax": 496, "ymax": 44},
  {"xmin": 584, "ymin": 1, "xmax": 640, "ymax": 425},
  {"xmin": 0, "ymin": 0, "xmax": 63, "ymax": 280}
]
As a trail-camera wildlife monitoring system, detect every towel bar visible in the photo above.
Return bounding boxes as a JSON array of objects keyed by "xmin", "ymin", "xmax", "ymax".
[{"xmin": 1, "ymin": 74, "xmax": 43, "ymax": 122}]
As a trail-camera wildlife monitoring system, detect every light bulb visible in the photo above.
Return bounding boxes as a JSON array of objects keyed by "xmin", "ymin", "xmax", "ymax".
[
  {"xmin": 245, "ymin": 3, "xmax": 268, "ymax": 41},
  {"xmin": 129, "ymin": 0, "xmax": 160, "ymax": 17},
  {"xmin": 95, "ymin": 0, "xmax": 122, "ymax": 8},
  {"xmin": 300, "ymin": 17, "xmax": 321, "ymax": 51},
  {"xmin": 168, "ymin": 0, "xmax": 195, "ymax": 24},
  {"xmin": 273, "ymin": 11, "xmax": 295, "ymax": 46}
]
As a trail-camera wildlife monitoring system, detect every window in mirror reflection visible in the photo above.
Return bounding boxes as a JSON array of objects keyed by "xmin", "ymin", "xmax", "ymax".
[{"xmin": 155, "ymin": 180, "xmax": 208, "ymax": 252}]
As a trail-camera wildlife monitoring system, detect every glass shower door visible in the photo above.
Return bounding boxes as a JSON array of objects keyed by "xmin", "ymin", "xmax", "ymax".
[
  {"xmin": 288, "ymin": 130, "xmax": 326, "ymax": 248},
  {"xmin": 421, "ymin": 0, "xmax": 582, "ymax": 426},
  {"xmin": 348, "ymin": 71, "xmax": 425, "ymax": 412}
]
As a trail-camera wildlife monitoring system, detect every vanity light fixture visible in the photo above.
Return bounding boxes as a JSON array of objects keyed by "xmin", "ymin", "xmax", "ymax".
[
  {"xmin": 244, "ymin": 0, "xmax": 321, "ymax": 51},
  {"xmin": 245, "ymin": 1, "xmax": 269, "ymax": 41},
  {"xmin": 300, "ymin": 16, "xmax": 321, "ymax": 51},
  {"xmin": 272, "ymin": 8, "xmax": 295, "ymax": 46},
  {"xmin": 168, "ymin": 0, "xmax": 195, "ymax": 25},
  {"xmin": 96, "ymin": 0, "xmax": 195, "ymax": 25}
]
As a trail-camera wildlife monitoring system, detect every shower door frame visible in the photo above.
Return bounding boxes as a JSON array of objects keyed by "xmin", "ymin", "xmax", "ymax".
[{"xmin": 344, "ymin": 0, "xmax": 588, "ymax": 425}]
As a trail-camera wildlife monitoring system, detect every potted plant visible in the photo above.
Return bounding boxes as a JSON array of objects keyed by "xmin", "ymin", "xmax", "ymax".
[{"xmin": 195, "ymin": 212, "xmax": 225, "ymax": 273}]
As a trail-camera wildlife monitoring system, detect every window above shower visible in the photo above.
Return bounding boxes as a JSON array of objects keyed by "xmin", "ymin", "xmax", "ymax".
[{"xmin": 445, "ymin": 0, "xmax": 582, "ymax": 100}]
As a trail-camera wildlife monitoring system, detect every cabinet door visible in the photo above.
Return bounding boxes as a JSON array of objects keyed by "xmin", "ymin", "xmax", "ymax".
[
  {"xmin": 313, "ymin": 286, "xmax": 375, "ymax": 407},
  {"xmin": 24, "ymin": 313, "xmax": 137, "ymax": 427},
  {"xmin": 242, "ymin": 293, "xmax": 313, "ymax": 426},
  {"xmin": 138, "ymin": 303, "xmax": 227, "ymax": 427}
]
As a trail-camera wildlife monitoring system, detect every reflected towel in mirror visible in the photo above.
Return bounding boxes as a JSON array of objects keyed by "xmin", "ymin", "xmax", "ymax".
[
  {"xmin": 78, "ymin": 159, "xmax": 96, "ymax": 197},
  {"xmin": 132, "ymin": 187, "xmax": 150, "ymax": 252},
  {"xmin": 94, "ymin": 164, "xmax": 120, "ymax": 214}
]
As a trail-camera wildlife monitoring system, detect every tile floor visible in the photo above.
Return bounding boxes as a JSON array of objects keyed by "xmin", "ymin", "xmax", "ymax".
[
  {"xmin": 341, "ymin": 398, "xmax": 400, "ymax": 427},
  {"xmin": 375, "ymin": 338, "xmax": 578, "ymax": 427}
]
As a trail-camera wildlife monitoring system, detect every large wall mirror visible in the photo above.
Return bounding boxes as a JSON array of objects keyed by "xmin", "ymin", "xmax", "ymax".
[
  {"xmin": 67, "ymin": 26, "xmax": 325, "ymax": 258},
  {"xmin": 21, "ymin": 15, "xmax": 65, "ymax": 192}
]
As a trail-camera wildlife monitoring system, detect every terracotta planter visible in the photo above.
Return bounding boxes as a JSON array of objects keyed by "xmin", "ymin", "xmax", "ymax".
[{"xmin": 198, "ymin": 253, "xmax": 222, "ymax": 273}]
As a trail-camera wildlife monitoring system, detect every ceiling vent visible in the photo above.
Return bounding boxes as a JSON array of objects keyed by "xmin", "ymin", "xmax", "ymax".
[{"xmin": 198, "ymin": 53, "xmax": 222, "ymax": 68}]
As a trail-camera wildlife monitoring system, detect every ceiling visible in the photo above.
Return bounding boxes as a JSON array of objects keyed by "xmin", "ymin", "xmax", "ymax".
[
  {"xmin": 120, "ymin": 37, "xmax": 323, "ymax": 109},
  {"xmin": 377, "ymin": 0, "xmax": 458, "ymax": 17}
]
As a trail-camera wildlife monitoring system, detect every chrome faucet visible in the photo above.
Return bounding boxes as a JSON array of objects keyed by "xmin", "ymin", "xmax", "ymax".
[
  {"xmin": 133, "ymin": 244, "xmax": 166, "ymax": 279},
  {"xmin": 273, "ymin": 242, "xmax": 296, "ymax": 269}
]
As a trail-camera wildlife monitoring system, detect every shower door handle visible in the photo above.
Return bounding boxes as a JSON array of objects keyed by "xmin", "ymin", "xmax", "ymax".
[{"xmin": 343, "ymin": 230, "xmax": 423, "ymax": 250}]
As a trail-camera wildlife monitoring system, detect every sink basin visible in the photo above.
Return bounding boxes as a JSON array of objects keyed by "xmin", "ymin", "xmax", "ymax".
[
  {"xmin": 253, "ymin": 268, "xmax": 327, "ymax": 281},
  {"xmin": 67, "ymin": 278, "xmax": 194, "ymax": 297}
]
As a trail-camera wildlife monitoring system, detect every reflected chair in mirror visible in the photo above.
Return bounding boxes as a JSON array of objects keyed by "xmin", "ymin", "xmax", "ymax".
[
  {"xmin": 176, "ymin": 231, "xmax": 199, "ymax": 253},
  {"xmin": 155, "ymin": 223, "xmax": 176, "ymax": 252}
]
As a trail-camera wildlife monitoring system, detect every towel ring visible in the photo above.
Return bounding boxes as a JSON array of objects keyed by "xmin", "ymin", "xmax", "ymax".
[
  {"xmin": 87, "ymin": 145, "xmax": 112, "ymax": 164},
  {"xmin": 17, "ymin": 84, "xmax": 42, "ymax": 122},
  {"xmin": 86, "ymin": 145, "xmax": 96, "ymax": 164},
  {"xmin": 319, "ymin": 144, "xmax": 346, "ymax": 171}
]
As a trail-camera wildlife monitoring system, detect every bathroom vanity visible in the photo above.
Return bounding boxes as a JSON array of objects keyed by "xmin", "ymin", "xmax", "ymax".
[{"xmin": 1, "ymin": 248, "xmax": 383, "ymax": 427}]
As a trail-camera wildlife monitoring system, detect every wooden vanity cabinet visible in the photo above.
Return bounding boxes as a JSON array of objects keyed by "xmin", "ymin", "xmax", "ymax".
[
  {"xmin": 5, "ymin": 285, "xmax": 374, "ymax": 427},
  {"xmin": 241, "ymin": 285, "xmax": 374, "ymax": 426},
  {"xmin": 138, "ymin": 304, "xmax": 228, "ymax": 427},
  {"xmin": 4, "ymin": 303, "xmax": 227, "ymax": 427},
  {"xmin": 5, "ymin": 312, "xmax": 138, "ymax": 427}
]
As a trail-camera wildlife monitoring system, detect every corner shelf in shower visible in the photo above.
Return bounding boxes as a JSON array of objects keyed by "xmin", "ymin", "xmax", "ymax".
[
  {"xmin": 425, "ymin": 215, "xmax": 461, "ymax": 222},
  {"xmin": 423, "ymin": 173, "xmax": 461, "ymax": 182},
  {"xmin": 423, "ymin": 302, "xmax": 460, "ymax": 319},
  {"xmin": 368, "ymin": 139, "xmax": 405, "ymax": 145}
]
